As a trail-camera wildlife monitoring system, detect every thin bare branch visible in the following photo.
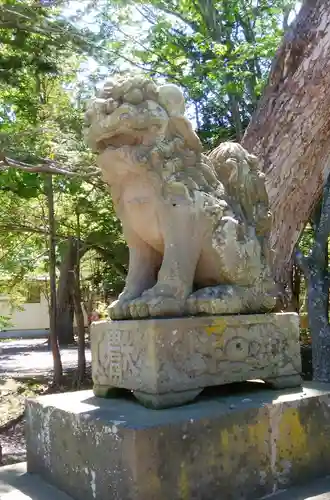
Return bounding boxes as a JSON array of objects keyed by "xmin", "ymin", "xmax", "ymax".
[{"xmin": 0, "ymin": 155, "xmax": 100, "ymax": 177}]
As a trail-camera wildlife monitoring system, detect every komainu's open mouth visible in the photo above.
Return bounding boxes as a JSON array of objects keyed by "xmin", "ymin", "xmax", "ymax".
[
  {"xmin": 84, "ymin": 76, "xmax": 187, "ymax": 153},
  {"xmin": 96, "ymin": 133, "xmax": 144, "ymax": 150}
]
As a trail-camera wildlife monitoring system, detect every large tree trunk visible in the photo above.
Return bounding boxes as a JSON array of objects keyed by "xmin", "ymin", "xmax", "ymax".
[
  {"xmin": 242, "ymin": 0, "xmax": 330, "ymax": 285},
  {"xmin": 296, "ymin": 175, "xmax": 330, "ymax": 382},
  {"xmin": 56, "ymin": 238, "xmax": 77, "ymax": 346}
]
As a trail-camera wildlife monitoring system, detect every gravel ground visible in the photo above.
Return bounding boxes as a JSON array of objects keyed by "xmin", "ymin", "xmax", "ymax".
[
  {"xmin": 0, "ymin": 420, "xmax": 25, "ymax": 465},
  {"xmin": 0, "ymin": 338, "xmax": 92, "ymax": 466},
  {"xmin": 0, "ymin": 339, "xmax": 91, "ymax": 378}
]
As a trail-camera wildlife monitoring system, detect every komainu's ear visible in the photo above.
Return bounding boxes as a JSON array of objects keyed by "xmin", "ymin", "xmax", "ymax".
[{"xmin": 168, "ymin": 116, "xmax": 203, "ymax": 153}]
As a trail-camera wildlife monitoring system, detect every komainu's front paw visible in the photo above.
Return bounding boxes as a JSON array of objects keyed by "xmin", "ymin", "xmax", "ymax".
[
  {"xmin": 127, "ymin": 297, "xmax": 149, "ymax": 319},
  {"xmin": 108, "ymin": 299, "xmax": 132, "ymax": 320},
  {"xmin": 129, "ymin": 296, "xmax": 185, "ymax": 319}
]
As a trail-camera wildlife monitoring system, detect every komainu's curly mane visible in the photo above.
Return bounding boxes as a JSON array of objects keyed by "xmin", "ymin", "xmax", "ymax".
[{"xmin": 209, "ymin": 142, "xmax": 272, "ymax": 259}]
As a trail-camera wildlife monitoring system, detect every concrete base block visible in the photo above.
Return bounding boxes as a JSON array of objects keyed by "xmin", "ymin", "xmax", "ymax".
[
  {"xmin": 26, "ymin": 383, "xmax": 330, "ymax": 500},
  {"xmin": 91, "ymin": 313, "xmax": 302, "ymax": 408}
]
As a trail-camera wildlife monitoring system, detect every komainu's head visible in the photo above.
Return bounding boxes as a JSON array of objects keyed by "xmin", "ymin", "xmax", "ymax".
[{"xmin": 84, "ymin": 75, "xmax": 202, "ymax": 154}]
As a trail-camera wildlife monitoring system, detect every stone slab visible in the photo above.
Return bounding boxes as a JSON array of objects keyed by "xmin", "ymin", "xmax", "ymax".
[
  {"xmin": 91, "ymin": 313, "xmax": 302, "ymax": 407},
  {"xmin": 2, "ymin": 465, "xmax": 330, "ymax": 500},
  {"xmin": 0, "ymin": 462, "xmax": 73, "ymax": 499},
  {"xmin": 2, "ymin": 464, "xmax": 330, "ymax": 500},
  {"xmin": 273, "ymin": 475, "xmax": 330, "ymax": 500},
  {"xmin": 26, "ymin": 382, "xmax": 330, "ymax": 500}
]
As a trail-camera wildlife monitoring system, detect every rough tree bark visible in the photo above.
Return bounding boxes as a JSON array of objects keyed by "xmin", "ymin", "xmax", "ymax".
[
  {"xmin": 72, "ymin": 270, "xmax": 86, "ymax": 386},
  {"xmin": 296, "ymin": 175, "xmax": 330, "ymax": 382},
  {"xmin": 56, "ymin": 239, "xmax": 77, "ymax": 346},
  {"xmin": 243, "ymin": 0, "xmax": 330, "ymax": 285},
  {"xmin": 290, "ymin": 263, "xmax": 301, "ymax": 312}
]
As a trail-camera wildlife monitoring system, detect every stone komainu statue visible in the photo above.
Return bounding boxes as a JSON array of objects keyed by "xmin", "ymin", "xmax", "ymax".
[{"xmin": 84, "ymin": 76, "xmax": 277, "ymax": 319}]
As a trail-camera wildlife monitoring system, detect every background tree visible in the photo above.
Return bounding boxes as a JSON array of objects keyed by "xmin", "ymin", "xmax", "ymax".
[
  {"xmin": 97, "ymin": 0, "xmax": 298, "ymax": 146},
  {"xmin": 0, "ymin": 0, "xmax": 126, "ymax": 382}
]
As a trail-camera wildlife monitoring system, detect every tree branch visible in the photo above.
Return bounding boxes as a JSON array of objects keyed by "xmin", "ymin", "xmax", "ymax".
[
  {"xmin": 0, "ymin": 223, "xmax": 51, "ymax": 236},
  {"xmin": 0, "ymin": 155, "xmax": 99, "ymax": 177},
  {"xmin": 152, "ymin": 3, "xmax": 199, "ymax": 32},
  {"xmin": 0, "ymin": 223, "xmax": 127, "ymax": 277}
]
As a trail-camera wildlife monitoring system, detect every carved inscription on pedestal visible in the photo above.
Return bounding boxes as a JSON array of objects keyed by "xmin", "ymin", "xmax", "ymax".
[
  {"xmin": 91, "ymin": 314, "xmax": 302, "ymax": 400},
  {"xmin": 108, "ymin": 329, "xmax": 122, "ymax": 384}
]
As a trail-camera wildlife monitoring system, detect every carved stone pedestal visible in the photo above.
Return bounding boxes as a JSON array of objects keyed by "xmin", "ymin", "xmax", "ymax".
[{"xmin": 91, "ymin": 313, "xmax": 302, "ymax": 408}]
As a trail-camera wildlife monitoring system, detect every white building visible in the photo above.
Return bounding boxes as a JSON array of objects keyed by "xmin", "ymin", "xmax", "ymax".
[{"xmin": 0, "ymin": 276, "xmax": 88, "ymax": 334}]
